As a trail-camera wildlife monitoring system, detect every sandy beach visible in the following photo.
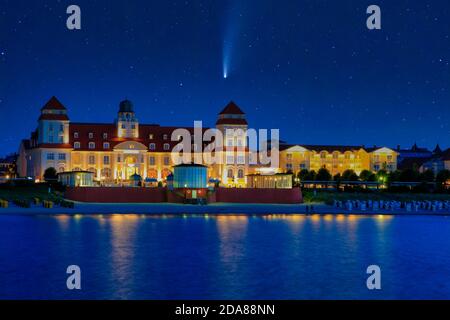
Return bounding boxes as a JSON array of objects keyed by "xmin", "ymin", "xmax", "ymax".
[{"xmin": 1, "ymin": 202, "xmax": 450, "ymax": 216}]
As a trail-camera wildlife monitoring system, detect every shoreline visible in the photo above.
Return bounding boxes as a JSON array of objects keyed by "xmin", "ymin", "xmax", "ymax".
[{"xmin": 1, "ymin": 202, "xmax": 450, "ymax": 216}]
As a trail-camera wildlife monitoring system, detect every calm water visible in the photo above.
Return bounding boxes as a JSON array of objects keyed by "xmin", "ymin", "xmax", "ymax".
[{"xmin": 1, "ymin": 213, "xmax": 450, "ymax": 299}]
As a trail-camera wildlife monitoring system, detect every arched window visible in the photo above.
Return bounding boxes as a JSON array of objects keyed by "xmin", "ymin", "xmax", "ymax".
[
  {"xmin": 163, "ymin": 143, "xmax": 170, "ymax": 151},
  {"xmin": 237, "ymin": 169, "xmax": 244, "ymax": 179},
  {"xmin": 74, "ymin": 142, "xmax": 81, "ymax": 149},
  {"xmin": 227, "ymin": 169, "xmax": 234, "ymax": 178},
  {"xmin": 88, "ymin": 142, "xmax": 95, "ymax": 149},
  {"xmin": 87, "ymin": 167, "xmax": 96, "ymax": 177},
  {"xmin": 101, "ymin": 168, "xmax": 111, "ymax": 178},
  {"xmin": 149, "ymin": 143, "xmax": 156, "ymax": 150},
  {"xmin": 103, "ymin": 142, "xmax": 110, "ymax": 149},
  {"xmin": 72, "ymin": 167, "xmax": 82, "ymax": 172}
]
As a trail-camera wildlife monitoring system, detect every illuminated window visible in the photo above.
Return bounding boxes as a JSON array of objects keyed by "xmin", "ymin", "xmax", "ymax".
[
  {"xmin": 320, "ymin": 152, "xmax": 327, "ymax": 159},
  {"xmin": 74, "ymin": 132, "xmax": 79, "ymax": 139},
  {"xmin": 103, "ymin": 156, "xmax": 110, "ymax": 165},
  {"xmin": 163, "ymin": 143, "xmax": 170, "ymax": 151},
  {"xmin": 149, "ymin": 134, "xmax": 154, "ymax": 139},
  {"xmin": 238, "ymin": 169, "xmax": 244, "ymax": 179},
  {"xmin": 88, "ymin": 132, "xmax": 93, "ymax": 139},
  {"xmin": 74, "ymin": 142, "xmax": 80, "ymax": 149},
  {"xmin": 163, "ymin": 134, "xmax": 168, "ymax": 140},
  {"xmin": 88, "ymin": 142, "xmax": 95, "ymax": 149},
  {"xmin": 227, "ymin": 169, "xmax": 234, "ymax": 178},
  {"xmin": 103, "ymin": 133, "xmax": 108, "ymax": 139},
  {"xmin": 88, "ymin": 155, "xmax": 95, "ymax": 165},
  {"xmin": 149, "ymin": 143, "xmax": 156, "ymax": 150},
  {"xmin": 103, "ymin": 142, "xmax": 110, "ymax": 149}
]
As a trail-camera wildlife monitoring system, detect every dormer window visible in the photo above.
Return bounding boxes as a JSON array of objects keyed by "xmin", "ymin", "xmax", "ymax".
[
  {"xmin": 163, "ymin": 134, "xmax": 168, "ymax": 140},
  {"xmin": 74, "ymin": 142, "xmax": 80, "ymax": 149},
  {"xmin": 163, "ymin": 143, "xmax": 170, "ymax": 151},
  {"xmin": 74, "ymin": 132, "xmax": 79, "ymax": 139},
  {"xmin": 88, "ymin": 142, "xmax": 95, "ymax": 149},
  {"xmin": 103, "ymin": 133, "xmax": 108, "ymax": 139},
  {"xmin": 89, "ymin": 132, "xmax": 94, "ymax": 139},
  {"xmin": 149, "ymin": 134, "xmax": 154, "ymax": 139},
  {"xmin": 103, "ymin": 142, "xmax": 110, "ymax": 149},
  {"xmin": 149, "ymin": 143, "xmax": 156, "ymax": 150}
]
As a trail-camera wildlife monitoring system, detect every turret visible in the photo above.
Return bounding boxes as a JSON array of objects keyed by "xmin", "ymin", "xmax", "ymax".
[
  {"xmin": 116, "ymin": 99, "xmax": 139, "ymax": 138},
  {"xmin": 37, "ymin": 96, "xmax": 70, "ymax": 144}
]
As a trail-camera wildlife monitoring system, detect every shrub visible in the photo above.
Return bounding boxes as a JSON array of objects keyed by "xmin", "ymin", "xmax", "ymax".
[{"xmin": 60, "ymin": 200, "xmax": 75, "ymax": 209}]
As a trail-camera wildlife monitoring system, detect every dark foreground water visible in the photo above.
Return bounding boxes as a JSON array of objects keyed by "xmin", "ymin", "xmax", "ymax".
[{"xmin": 1, "ymin": 213, "xmax": 450, "ymax": 299}]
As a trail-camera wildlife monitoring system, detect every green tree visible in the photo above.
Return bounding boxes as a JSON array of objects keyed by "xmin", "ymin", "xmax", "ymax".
[
  {"xmin": 306, "ymin": 170, "xmax": 317, "ymax": 181},
  {"xmin": 298, "ymin": 169, "xmax": 309, "ymax": 181},
  {"xmin": 342, "ymin": 169, "xmax": 358, "ymax": 181},
  {"xmin": 315, "ymin": 168, "xmax": 332, "ymax": 181},
  {"xmin": 399, "ymin": 168, "xmax": 420, "ymax": 182},
  {"xmin": 359, "ymin": 170, "xmax": 375, "ymax": 182},
  {"xmin": 419, "ymin": 169, "xmax": 435, "ymax": 182},
  {"xmin": 436, "ymin": 169, "xmax": 450, "ymax": 185},
  {"xmin": 43, "ymin": 167, "xmax": 57, "ymax": 182}
]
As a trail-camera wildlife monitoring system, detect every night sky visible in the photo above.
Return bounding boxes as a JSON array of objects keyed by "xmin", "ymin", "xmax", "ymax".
[{"xmin": 0, "ymin": 0, "xmax": 449, "ymax": 155}]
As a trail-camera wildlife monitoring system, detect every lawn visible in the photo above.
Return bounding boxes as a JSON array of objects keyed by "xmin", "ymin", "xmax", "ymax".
[
  {"xmin": 302, "ymin": 189, "xmax": 450, "ymax": 204},
  {"xmin": 0, "ymin": 184, "xmax": 62, "ymax": 202}
]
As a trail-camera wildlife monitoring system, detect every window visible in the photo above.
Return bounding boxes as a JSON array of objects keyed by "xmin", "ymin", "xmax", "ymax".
[
  {"xmin": 320, "ymin": 152, "xmax": 327, "ymax": 159},
  {"xmin": 163, "ymin": 157, "xmax": 170, "ymax": 166},
  {"xmin": 103, "ymin": 156, "xmax": 110, "ymax": 165},
  {"xmin": 374, "ymin": 155, "xmax": 380, "ymax": 162},
  {"xmin": 227, "ymin": 139, "xmax": 233, "ymax": 147},
  {"xmin": 74, "ymin": 142, "xmax": 80, "ymax": 149},
  {"xmin": 74, "ymin": 132, "xmax": 79, "ymax": 139},
  {"xmin": 149, "ymin": 143, "xmax": 156, "ymax": 150},
  {"xmin": 286, "ymin": 163, "xmax": 293, "ymax": 170},
  {"xmin": 149, "ymin": 157, "xmax": 155, "ymax": 165},
  {"xmin": 237, "ymin": 169, "xmax": 244, "ymax": 179},
  {"xmin": 88, "ymin": 155, "xmax": 95, "ymax": 165},
  {"xmin": 237, "ymin": 139, "xmax": 243, "ymax": 147},
  {"xmin": 387, "ymin": 155, "xmax": 393, "ymax": 161},
  {"xmin": 333, "ymin": 152, "xmax": 339, "ymax": 159},
  {"xmin": 103, "ymin": 142, "xmax": 110, "ymax": 149},
  {"xmin": 163, "ymin": 143, "xmax": 170, "ymax": 151},
  {"xmin": 140, "ymin": 155, "xmax": 144, "ymax": 163},
  {"xmin": 131, "ymin": 124, "xmax": 136, "ymax": 129},
  {"xmin": 47, "ymin": 153, "xmax": 55, "ymax": 160},
  {"xmin": 237, "ymin": 155, "xmax": 245, "ymax": 164},
  {"xmin": 121, "ymin": 124, "xmax": 125, "ymax": 129},
  {"xmin": 163, "ymin": 134, "xmax": 168, "ymax": 140},
  {"xmin": 300, "ymin": 163, "xmax": 306, "ymax": 169},
  {"xmin": 58, "ymin": 153, "xmax": 66, "ymax": 161},
  {"xmin": 59, "ymin": 124, "xmax": 64, "ymax": 132},
  {"xmin": 117, "ymin": 155, "xmax": 121, "ymax": 162},
  {"xmin": 103, "ymin": 133, "xmax": 108, "ymax": 139},
  {"xmin": 149, "ymin": 134, "xmax": 154, "ymax": 139},
  {"xmin": 88, "ymin": 132, "xmax": 93, "ymax": 139},
  {"xmin": 88, "ymin": 142, "xmax": 95, "ymax": 149},
  {"xmin": 227, "ymin": 169, "xmax": 234, "ymax": 178},
  {"xmin": 374, "ymin": 164, "xmax": 380, "ymax": 171},
  {"xmin": 226, "ymin": 156, "xmax": 234, "ymax": 164},
  {"xmin": 286, "ymin": 153, "xmax": 292, "ymax": 161}
]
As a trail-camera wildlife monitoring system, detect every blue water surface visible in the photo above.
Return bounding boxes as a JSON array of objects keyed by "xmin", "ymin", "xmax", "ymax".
[{"xmin": 1, "ymin": 213, "xmax": 450, "ymax": 299}]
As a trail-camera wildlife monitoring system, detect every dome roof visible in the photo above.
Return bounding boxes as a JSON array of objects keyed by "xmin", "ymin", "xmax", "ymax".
[{"xmin": 119, "ymin": 99, "xmax": 134, "ymax": 113}]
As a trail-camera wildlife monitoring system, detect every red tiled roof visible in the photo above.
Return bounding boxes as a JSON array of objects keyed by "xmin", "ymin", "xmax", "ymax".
[
  {"xmin": 38, "ymin": 143, "xmax": 73, "ymax": 149},
  {"xmin": 38, "ymin": 114, "xmax": 70, "ymax": 121},
  {"xmin": 219, "ymin": 101, "xmax": 245, "ymax": 115},
  {"xmin": 215, "ymin": 118, "xmax": 248, "ymax": 125},
  {"xmin": 68, "ymin": 123, "xmax": 212, "ymax": 152},
  {"xmin": 41, "ymin": 96, "xmax": 67, "ymax": 111}
]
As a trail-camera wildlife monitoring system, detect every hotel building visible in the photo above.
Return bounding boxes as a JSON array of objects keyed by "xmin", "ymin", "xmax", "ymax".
[{"xmin": 17, "ymin": 97, "xmax": 398, "ymax": 187}]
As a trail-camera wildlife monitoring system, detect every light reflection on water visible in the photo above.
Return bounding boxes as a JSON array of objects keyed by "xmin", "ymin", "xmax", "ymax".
[{"xmin": 1, "ymin": 213, "xmax": 449, "ymax": 299}]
